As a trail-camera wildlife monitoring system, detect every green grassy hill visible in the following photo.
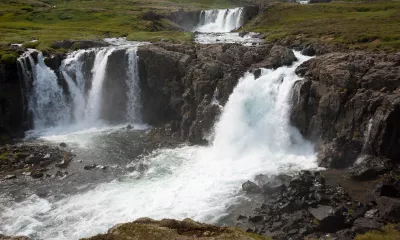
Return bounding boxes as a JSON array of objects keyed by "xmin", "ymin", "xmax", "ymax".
[
  {"xmin": 0, "ymin": 0, "xmax": 234, "ymax": 48},
  {"xmin": 245, "ymin": 1, "xmax": 400, "ymax": 52}
]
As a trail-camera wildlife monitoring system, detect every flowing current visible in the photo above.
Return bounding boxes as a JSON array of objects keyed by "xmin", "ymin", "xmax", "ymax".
[
  {"xmin": 0, "ymin": 51, "xmax": 317, "ymax": 239},
  {"xmin": 18, "ymin": 43, "xmax": 144, "ymax": 136},
  {"xmin": 195, "ymin": 8, "xmax": 244, "ymax": 33}
]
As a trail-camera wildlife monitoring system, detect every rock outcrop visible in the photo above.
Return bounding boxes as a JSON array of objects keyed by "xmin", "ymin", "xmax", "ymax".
[
  {"xmin": 237, "ymin": 170, "xmax": 400, "ymax": 240},
  {"xmin": 81, "ymin": 218, "xmax": 268, "ymax": 240},
  {"xmin": 0, "ymin": 62, "xmax": 24, "ymax": 138},
  {"xmin": 290, "ymin": 52, "xmax": 400, "ymax": 168},
  {"xmin": 137, "ymin": 43, "xmax": 297, "ymax": 143}
]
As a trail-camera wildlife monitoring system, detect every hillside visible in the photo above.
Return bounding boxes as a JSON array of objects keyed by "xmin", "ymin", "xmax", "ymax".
[{"xmin": 244, "ymin": 1, "xmax": 400, "ymax": 52}]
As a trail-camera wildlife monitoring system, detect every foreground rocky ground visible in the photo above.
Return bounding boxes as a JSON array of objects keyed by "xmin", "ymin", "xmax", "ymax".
[
  {"xmin": 239, "ymin": 168, "xmax": 400, "ymax": 239},
  {"xmin": 80, "ymin": 218, "xmax": 269, "ymax": 240},
  {"xmin": 0, "ymin": 141, "xmax": 73, "ymax": 181}
]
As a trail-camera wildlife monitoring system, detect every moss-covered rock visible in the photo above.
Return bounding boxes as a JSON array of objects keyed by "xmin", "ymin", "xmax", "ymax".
[{"xmin": 81, "ymin": 218, "xmax": 271, "ymax": 240}]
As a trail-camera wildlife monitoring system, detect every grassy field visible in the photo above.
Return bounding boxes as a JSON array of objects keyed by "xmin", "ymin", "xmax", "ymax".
[
  {"xmin": 245, "ymin": 1, "xmax": 400, "ymax": 52},
  {"xmin": 0, "ymin": 0, "xmax": 234, "ymax": 62}
]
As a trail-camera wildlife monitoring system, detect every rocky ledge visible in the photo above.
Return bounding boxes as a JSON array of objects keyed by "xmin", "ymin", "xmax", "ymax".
[
  {"xmin": 291, "ymin": 52, "xmax": 400, "ymax": 169},
  {"xmin": 0, "ymin": 142, "xmax": 73, "ymax": 181},
  {"xmin": 137, "ymin": 42, "xmax": 297, "ymax": 144},
  {"xmin": 81, "ymin": 218, "xmax": 268, "ymax": 240},
  {"xmin": 238, "ymin": 169, "xmax": 400, "ymax": 240}
]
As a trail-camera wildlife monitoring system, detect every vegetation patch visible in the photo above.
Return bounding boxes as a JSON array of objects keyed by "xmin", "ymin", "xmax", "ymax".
[
  {"xmin": 127, "ymin": 31, "xmax": 194, "ymax": 43},
  {"xmin": 244, "ymin": 1, "xmax": 400, "ymax": 52},
  {"xmin": 0, "ymin": 0, "xmax": 235, "ymax": 51},
  {"xmin": 354, "ymin": 224, "xmax": 400, "ymax": 240}
]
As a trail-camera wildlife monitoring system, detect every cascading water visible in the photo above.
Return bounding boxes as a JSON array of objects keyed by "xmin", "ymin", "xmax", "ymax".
[
  {"xmin": 18, "ymin": 44, "xmax": 144, "ymax": 135},
  {"xmin": 196, "ymin": 8, "xmax": 244, "ymax": 33},
  {"xmin": 125, "ymin": 49, "xmax": 142, "ymax": 123},
  {"xmin": 28, "ymin": 53, "xmax": 71, "ymax": 129},
  {"xmin": 0, "ymin": 52, "xmax": 317, "ymax": 240}
]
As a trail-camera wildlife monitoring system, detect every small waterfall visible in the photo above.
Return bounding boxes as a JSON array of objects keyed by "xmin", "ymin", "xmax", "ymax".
[
  {"xmin": 355, "ymin": 118, "xmax": 374, "ymax": 164},
  {"xmin": 17, "ymin": 45, "xmax": 144, "ymax": 132},
  {"xmin": 85, "ymin": 48, "xmax": 115, "ymax": 123},
  {"xmin": 26, "ymin": 53, "xmax": 70, "ymax": 129},
  {"xmin": 125, "ymin": 49, "xmax": 142, "ymax": 123},
  {"xmin": 195, "ymin": 8, "xmax": 244, "ymax": 33}
]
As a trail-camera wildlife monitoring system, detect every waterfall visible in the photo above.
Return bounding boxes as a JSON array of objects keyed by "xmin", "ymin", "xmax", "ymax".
[
  {"xmin": 195, "ymin": 8, "xmax": 244, "ymax": 33},
  {"xmin": 17, "ymin": 45, "xmax": 143, "ymax": 133},
  {"xmin": 0, "ymin": 52, "xmax": 317, "ymax": 240},
  {"xmin": 125, "ymin": 49, "xmax": 142, "ymax": 123},
  {"xmin": 85, "ymin": 48, "xmax": 115, "ymax": 123},
  {"xmin": 27, "ymin": 53, "xmax": 70, "ymax": 129}
]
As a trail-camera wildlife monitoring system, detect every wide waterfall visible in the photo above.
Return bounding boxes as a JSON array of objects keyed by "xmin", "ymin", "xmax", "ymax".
[
  {"xmin": 0, "ymin": 52, "xmax": 317, "ymax": 240},
  {"xmin": 17, "ymin": 44, "xmax": 143, "ymax": 134},
  {"xmin": 195, "ymin": 7, "xmax": 244, "ymax": 33}
]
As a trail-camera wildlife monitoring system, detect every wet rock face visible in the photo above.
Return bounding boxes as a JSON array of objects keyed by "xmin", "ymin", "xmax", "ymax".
[
  {"xmin": 0, "ymin": 63, "xmax": 24, "ymax": 138},
  {"xmin": 290, "ymin": 52, "xmax": 400, "ymax": 168},
  {"xmin": 137, "ymin": 43, "xmax": 296, "ymax": 143}
]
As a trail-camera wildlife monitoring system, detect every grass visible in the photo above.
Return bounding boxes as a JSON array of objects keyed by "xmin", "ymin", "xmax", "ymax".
[
  {"xmin": 127, "ymin": 31, "xmax": 194, "ymax": 43},
  {"xmin": 0, "ymin": 0, "xmax": 235, "ymax": 61},
  {"xmin": 244, "ymin": 1, "xmax": 400, "ymax": 52},
  {"xmin": 355, "ymin": 224, "xmax": 400, "ymax": 240},
  {"xmin": 0, "ymin": 152, "xmax": 10, "ymax": 162}
]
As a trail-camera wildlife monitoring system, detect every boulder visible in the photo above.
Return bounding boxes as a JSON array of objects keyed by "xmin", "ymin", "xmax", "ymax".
[
  {"xmin": 0, "ymin": 235, "xmax": 30, "ymax": 240},
  {"xmin": 376, "ymin": 196, "xmax": 400, "ymax": 222},
  {"xmin": 82, "ymin": 218, "xmax": 262, "ymax": 240},
  {"xmin": 242, "ymin": 180, "xmax": 262, "ymax": 194},
  {"xmin": 3, "ymin": 175, "xmax": 16, "ymax": 180},
  {"xmin": 31, "ymin": 172, "xmax": 43, "ymax": 179},
  {"xmin": 84, "ymin": 164, "xmax": 97, "ymax": 170},
  {"xmin": 353, "ymin": 218, "xmax": 383, "ymax": 234},
  {"xmin": 24, "ymin": 155, "xmax": 43, "ymax": 165}
]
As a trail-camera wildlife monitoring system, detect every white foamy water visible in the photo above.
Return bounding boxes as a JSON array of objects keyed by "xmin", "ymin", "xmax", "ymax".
[
  {"xmin": 17, "ymin": 42, "xmax": 146, "ymax": 137},
  {"xmin": 0, "ymin": 52, "xmax": 317, "ymax": 240},
  {"xmin": 195, "ymin": 8, "xmax": 244, "ymax": 33},
  {"xmin": 194, "ymin": 32, "xmax": 263, "ymax": 45}
]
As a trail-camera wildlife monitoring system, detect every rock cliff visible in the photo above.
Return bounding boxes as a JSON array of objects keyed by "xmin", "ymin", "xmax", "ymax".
[
  {"xmin": 290, "ymin": 52, "xmax": 400, "ymax": 168},
  {"xmin": 137, "ymin": 43, "xmax": 297, "ymax": 143}
]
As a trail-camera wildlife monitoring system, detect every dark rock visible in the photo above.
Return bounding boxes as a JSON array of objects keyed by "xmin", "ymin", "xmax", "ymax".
[
  {"xmin": 379, "ymin": 185, "xmax": 400, "ymax": 198},
  {"xmin": 290, "ymin": 52, "xmax": 400, "ymax": 168},
  {"xmin": 350, "ymin": 157, "xmax": 389, "ymax": 181},
  {"xmin": 353, "ymin": 218, "xmax": 383, "ymax": 234},
  {"xmin": 84, "ymin": 164, "xmax": 97, "ymax": 170},
  {"xmin": 126, "ymin": 124, "xmax": 132, "ymax": 130},
  {"xmin": 249, "ymin": 215, "xmax": 263, "ymax": 223},
  {"xmin": 315, "ymin": 174, "xmax": 326, "ymax": 184},
  {"xmin": 309, "ymin": 205, "xmax": 334, "ymax": 221},
  {"xmin": 279, "ymin": 202, "xmax": 295, "ymax": 213},
  {"xmin": 301, "ymin": 45, "xmax": 316, "ymax": 56},
  {"xmin": 31, "ymin": 172, "xmax": 43, "ymax": 179},
  {"xmin": 262, "ymin": 184, "xmax": 286, "ymax": 194},
  {"xmin": 376, "ymin": 196, "xmax": 400, "ymax": 221},
  {"xmin": 242, "ymin": 180, "xmax": 262, "ymax": 194},
  {"xmin": 239, "ymin": 32, "xmax": 248, "ymax": 38},
  {"xmin": 24, "ymin": 155, "xmax": 43, "ymax": 165},
  {"xmin": 252, "ymin": 69, "xmax": 262, "ymax": 79},
  {"xmin": 59, "ymin": 142, "xmax": 67, "ymax": 147},
  {"xmin": 55, "ymin": 171, "xmax": 64, "ymax": 178},
  {"xmin": 351, "ymin": 206, "xmax": 368, "ymax": 219}
]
